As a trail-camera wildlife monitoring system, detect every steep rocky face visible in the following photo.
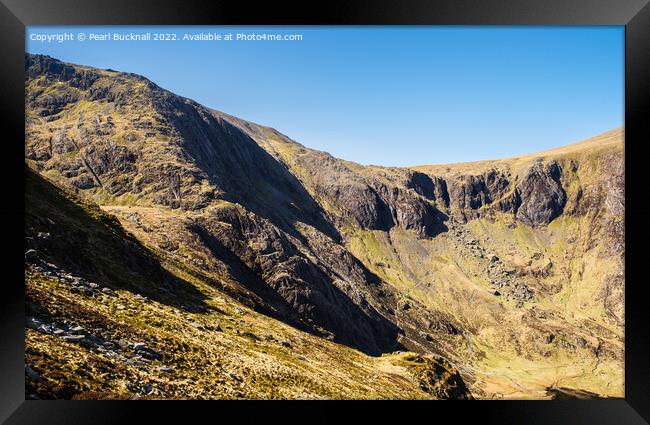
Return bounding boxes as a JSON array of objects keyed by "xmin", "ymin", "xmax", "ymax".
[
  {"xmin": 374, "ymin": 183, "xmax": 446, "ymax": 237},
  {"xmin": 514, "ymin": 161, "xmax": 566, "ymax": 226},
  {"xmin": 405, "ymin": 171, "xmax": 450, "ymax": 207},
  {"xmin": 400, "ymin": 164, "xmax": 567, "ymax": 226},
  {"xmin": 193, "ymin": 203, "xmax": 401, "ymax": 355},
  {"xmin": 281, "ymin": 149, "xmax": 446, "ymax": 237},
  {"xmin": 447, "ymin": 169, "xmax": 511, "ymax": 211},
  {"xmin": 25, "ymin": 54, "xmax": 624, "ymax": 399}
]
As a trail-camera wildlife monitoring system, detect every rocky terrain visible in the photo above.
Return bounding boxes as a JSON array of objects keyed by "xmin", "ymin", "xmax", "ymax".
[{"xmin": 24, "ymin": 54, "xmax": 624, "ymax": 399}]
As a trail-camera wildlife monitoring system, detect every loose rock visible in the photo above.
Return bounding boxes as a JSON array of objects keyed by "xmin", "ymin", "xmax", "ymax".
[{"xmin": 25, "ymin": 366, "xmax": 40, "ymax": 381}]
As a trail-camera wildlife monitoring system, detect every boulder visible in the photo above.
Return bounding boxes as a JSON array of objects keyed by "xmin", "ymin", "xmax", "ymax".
[
  {"xmin": 63, "ymin": 335, "xmax": 85, "ymax": 342},
  {"xmin": 25, "ymin": 249, "xmax": 39, "ymax": 262}
]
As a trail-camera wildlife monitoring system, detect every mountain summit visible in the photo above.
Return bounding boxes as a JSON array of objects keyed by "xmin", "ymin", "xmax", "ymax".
[{"xmin": 25, "ymin": 54, "xmax": 624, "ymax": 399}]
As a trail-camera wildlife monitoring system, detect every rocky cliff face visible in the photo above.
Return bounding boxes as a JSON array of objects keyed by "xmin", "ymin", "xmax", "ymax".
[
  {"xmin": 514, "ymin": 161, "xmax": 566, "ymax": 226},
  {"xmin": 25, "ymin": 54, "xmax": 624, "ymax": 399}
]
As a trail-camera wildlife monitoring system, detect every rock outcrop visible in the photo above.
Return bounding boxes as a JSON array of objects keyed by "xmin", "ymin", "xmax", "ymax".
[
  {"xmin": 447, "ymin": 169, "xmax": 511, "ymax": 211},
  {"xmin": 514, "ymin": 161, "xmax": 566, "ymax": 226}
]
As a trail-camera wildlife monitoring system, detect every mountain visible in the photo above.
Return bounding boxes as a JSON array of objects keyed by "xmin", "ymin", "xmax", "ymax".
[{"xmin": 24, "ymin": 53, "xmax": 624, "ymax": 399}]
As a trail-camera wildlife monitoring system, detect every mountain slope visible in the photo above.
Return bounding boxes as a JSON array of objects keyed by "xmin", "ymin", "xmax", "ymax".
[
  {"xmin": 26, "ymin": 53, "xmax": 404, "ymax": 357},
  {"xmin": 25, "ymin": 166, "xmax": 470, "ymax": 399},
  {"xmin": 25, "ymin": 54, "xmax": 624, "ymax": 399},
  {"xmin": 218, "ymin": 113, "xmax": 625, "ymax": 398}
]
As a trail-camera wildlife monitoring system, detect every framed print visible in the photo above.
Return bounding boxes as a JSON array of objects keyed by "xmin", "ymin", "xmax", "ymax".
[{"xmin": 1, "ymin": 0, "xmax": 648, "ymax": 423}]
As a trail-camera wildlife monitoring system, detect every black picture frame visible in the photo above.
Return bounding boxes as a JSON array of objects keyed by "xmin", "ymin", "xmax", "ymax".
[{"xmin": 1, "ymin": 0, "xmax": 648, "ymax": 423}]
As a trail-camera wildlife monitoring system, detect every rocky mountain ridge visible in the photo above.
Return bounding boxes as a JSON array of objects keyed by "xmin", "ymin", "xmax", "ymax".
[{"xmin": 25, "ymin": 54, "xmax": 624, "ymax": 399}]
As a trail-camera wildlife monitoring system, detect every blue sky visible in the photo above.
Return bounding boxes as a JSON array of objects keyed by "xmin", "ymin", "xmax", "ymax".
[{"xmin": 26, "ymin": 26, "xmax": 624, "ymax": 166}]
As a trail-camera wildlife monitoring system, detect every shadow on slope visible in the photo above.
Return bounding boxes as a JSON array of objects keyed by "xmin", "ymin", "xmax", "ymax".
[
  {"xmin": 25, "ymin": 166, "xmax": 211, "ymax": 314},
  {"xmin": 151, "ymin": 94, "xmax": 408, "ymax": 355},
  {"xmin": 150, "ymin": 90, "xmax": 343, "ymax": 244},
  {"xmin": 190, "ymin": 220, "xmax": 405, "ymax": 356},
  {"xmin": 188, "ymin": 222, "xmax": 314, "ymax": 332}
]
